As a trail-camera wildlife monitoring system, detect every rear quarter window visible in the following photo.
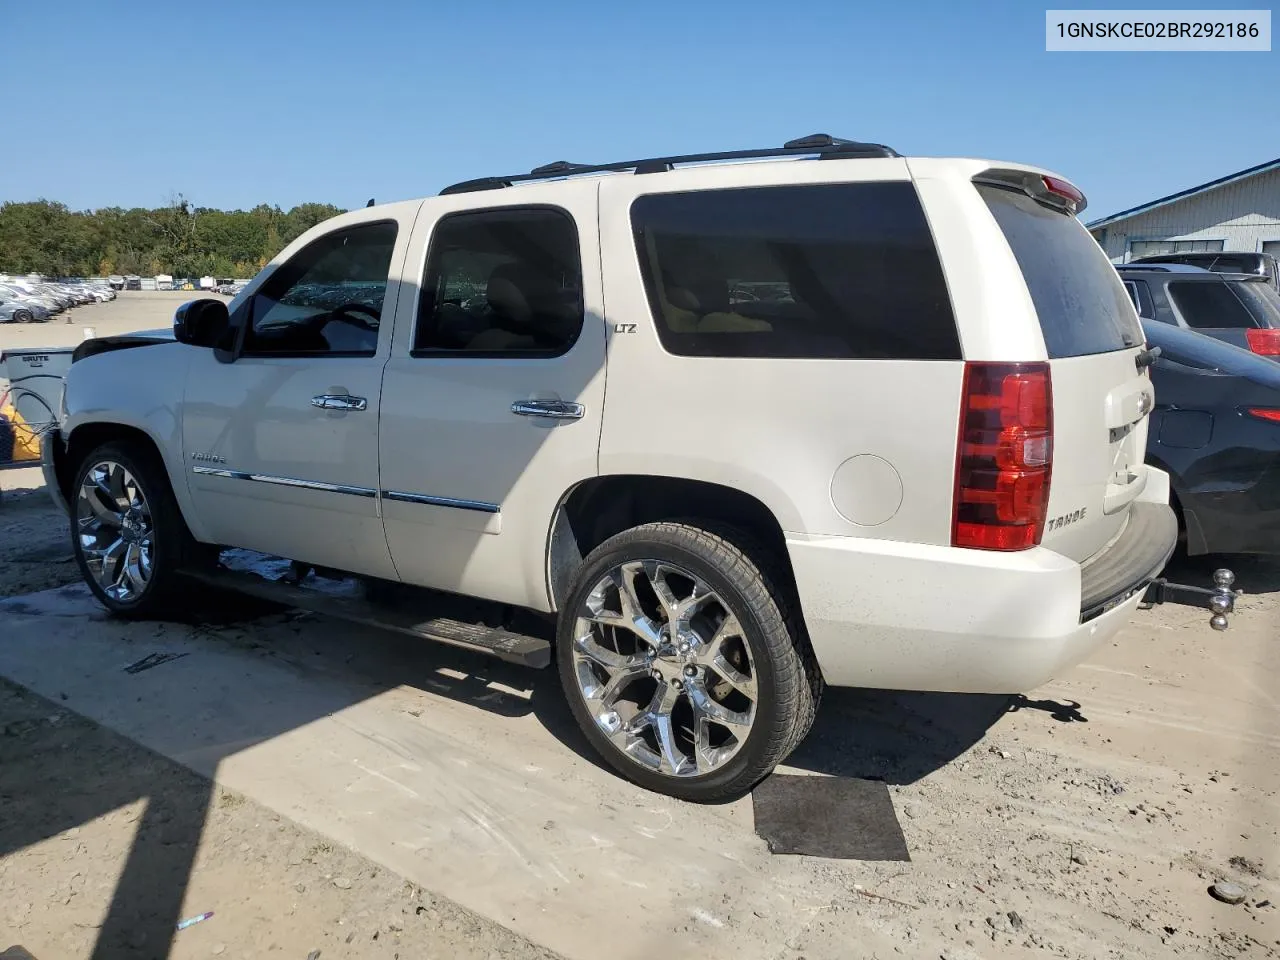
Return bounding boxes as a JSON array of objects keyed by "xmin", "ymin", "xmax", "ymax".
[
  {"xmin": 978, "ymin": 183, "xmax": 1142, "ymax": 358},
  {"xmin": 630, "ymin": 182, "xmax": 960, "ymax": 360}
]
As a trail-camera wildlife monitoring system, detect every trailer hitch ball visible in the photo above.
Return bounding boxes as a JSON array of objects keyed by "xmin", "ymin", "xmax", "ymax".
[{"xmin": 1210, "ymin": 568, "xmax": 1237, "ymax": 632}]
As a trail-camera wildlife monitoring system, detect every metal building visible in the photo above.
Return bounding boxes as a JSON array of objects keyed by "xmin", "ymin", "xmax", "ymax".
[{"xmin": 1087, "ymin": 157, "xmax": 1280, "ymax": 263}]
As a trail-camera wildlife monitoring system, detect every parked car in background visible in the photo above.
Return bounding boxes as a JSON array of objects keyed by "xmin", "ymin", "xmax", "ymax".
[
  {"xmin": 1131, "ymin": 251, "xmax": 1278, "ymax": 288},
  {"xmin": 1118, "ymin": 264, "xmax": 1280, "ymax": 358},
  {"xmin": 125, "ymin": 276, "xmax": 142, "ymax": 290},
  {"xmin": 0, "ymin": 300, "xmax": 42, "ymax": 323},
  {"xmin": 0, "ymin": 283, "xmax": 61, "ymax": 316},
  {"xmin": 1142, "ymin": 318, "xmax": 1280, "ymax": 555},
  {"xmin": 108, "ymin": 275, "xmax": 125, "ymax": 290}
]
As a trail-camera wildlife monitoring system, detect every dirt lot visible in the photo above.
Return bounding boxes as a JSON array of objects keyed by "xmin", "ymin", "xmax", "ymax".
[
  {"xmin": 0, "ymin": 678, "xmax": 560, "ymax": 960},
  {"xmin": 1, "ymin": 296, "xmax": 1278, "ymax": 959}
]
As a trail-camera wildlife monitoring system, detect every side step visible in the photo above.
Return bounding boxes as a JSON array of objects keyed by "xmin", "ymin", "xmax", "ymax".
[{"xmin": 184, "ymin": 550, "xmax": 553, "ymax": 669}]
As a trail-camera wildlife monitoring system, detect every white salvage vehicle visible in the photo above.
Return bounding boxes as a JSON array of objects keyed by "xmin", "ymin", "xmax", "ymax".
[{"xmin": 42, "ymin": 136, "xmax": 1237, "ymax": 800}]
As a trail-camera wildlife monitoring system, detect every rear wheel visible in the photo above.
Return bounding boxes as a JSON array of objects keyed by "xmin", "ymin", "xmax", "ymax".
[
  {"xmin": 557, "ymin": 521, "xmax": 819, "ymax": 801},
  {"xmin": 71, "ymin": 441, "xmax": 211, "ymax": 618},
  {"xmin": 15, "ymin": 310, "xmax": 34, "ymax": 324}
]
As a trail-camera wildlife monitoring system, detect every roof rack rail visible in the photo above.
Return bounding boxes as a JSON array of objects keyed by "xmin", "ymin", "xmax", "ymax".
[{"xmin": 439, "ymin": 134, "xmax": 900, "ymax": 196}]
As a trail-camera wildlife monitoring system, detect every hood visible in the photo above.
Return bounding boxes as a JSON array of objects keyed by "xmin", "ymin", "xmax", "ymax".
[
  {"xmin": 71, "ymin": 328, "xmax": 175, "ymax": 364},
  {"xmin": 122, "ymin": 327, "xmax": 176, "ymax": 341}
]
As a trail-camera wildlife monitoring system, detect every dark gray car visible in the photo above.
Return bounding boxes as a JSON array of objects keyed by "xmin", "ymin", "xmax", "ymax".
[
  {"xmin": 1130, "ymin": 250, "xmax": 1277, "ymax": 288},
  {"xmin": 1118, "ymin": 263, "xmax": 1280, "ymax": 358}
]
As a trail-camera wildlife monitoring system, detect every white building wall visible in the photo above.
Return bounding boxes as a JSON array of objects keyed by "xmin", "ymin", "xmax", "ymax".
[{"xmin": 1090, "ymin": 167, "xmax": 1280, "ymax": 261}]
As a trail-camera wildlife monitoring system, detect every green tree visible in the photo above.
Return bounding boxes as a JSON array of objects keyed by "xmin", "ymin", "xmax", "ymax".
[{"xmin": 0, "ymin": 195, "xmax": 349, "ymax": 278}]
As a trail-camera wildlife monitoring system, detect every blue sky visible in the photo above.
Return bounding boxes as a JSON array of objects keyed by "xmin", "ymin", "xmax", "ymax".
[{"xmin": 2, "ymin": 0, "xmax": 1275, "ymax": 220}]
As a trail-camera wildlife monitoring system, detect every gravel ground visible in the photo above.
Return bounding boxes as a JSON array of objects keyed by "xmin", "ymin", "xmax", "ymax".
[{"xmin": 0, "ymin": 469, "xmax": 75, "ymax": 599}]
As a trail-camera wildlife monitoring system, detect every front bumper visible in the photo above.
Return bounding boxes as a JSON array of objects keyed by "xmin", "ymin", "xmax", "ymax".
[{"xmin": 787, "ymin": 482, "xmax": 1178, "ymax": 694}]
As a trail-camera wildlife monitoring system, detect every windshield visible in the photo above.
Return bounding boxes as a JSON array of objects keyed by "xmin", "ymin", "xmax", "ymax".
[{"xmin": 977, "ymin": 183, "xmax": 1142, "ymax": 358}]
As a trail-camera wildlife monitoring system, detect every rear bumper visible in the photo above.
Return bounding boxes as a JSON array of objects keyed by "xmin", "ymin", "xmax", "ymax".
[
  {"xmin": 787, "ymin": 474, "xmax": 1177, "ymax": 694},
  {"xmin": 1079, "ymin": 501, "xmax": 1179, "ymax": 620}
]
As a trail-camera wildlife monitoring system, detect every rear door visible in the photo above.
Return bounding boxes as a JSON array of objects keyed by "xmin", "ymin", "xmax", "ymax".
[
  {"xmin": 377, "ymin": 183, "xmax": 606, "ymax": 611},
  {"xmin": 976, "ymin": 182, "xmax": 1152, "ymax": 563}
]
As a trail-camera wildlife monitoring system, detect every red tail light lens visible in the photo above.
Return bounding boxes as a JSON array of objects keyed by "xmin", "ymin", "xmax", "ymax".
[
  {"xmin": 1246, "ymin": 408, "xmax": 1280, "ymax": 422},
  {"xmin": 1245, "ymin": 328, "xmax": 1280, "ymax": 356},
  {"xmin": 953, "ymin": 363, "xmax": 1054, "ymax": 551},
  {"xmin": 1042, "ymin": 175, "xmax": 1084, "ymax": 210}
]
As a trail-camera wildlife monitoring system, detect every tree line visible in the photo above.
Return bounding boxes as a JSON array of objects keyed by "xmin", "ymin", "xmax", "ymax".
[{"xmin": 0, "ymin": 197, "xmax": 347, "ymax": 279}]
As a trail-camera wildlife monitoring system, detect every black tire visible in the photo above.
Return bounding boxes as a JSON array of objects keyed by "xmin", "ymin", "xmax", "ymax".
[
  {"xmin": 70, "ymin": 440, "xmax": 212, "ymax": 618},
  {"xmin": 15, "ymin": 310, "xmax": 34, "ymax": 324},
  {"xmin": 557, "ymin": 521, "xmax": 820, "ymax": 802}
]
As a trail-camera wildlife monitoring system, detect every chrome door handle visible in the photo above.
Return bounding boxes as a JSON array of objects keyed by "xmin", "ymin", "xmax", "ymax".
[
  {"xmin": 311, "ymin": 394, "xmax": 367, "ymax": 412},
  {"xmin": 510, "ymin": 399, "xmax": 584, "ymax": 420}
]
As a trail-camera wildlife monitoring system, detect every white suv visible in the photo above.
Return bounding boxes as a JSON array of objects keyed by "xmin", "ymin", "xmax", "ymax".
[{"xmin": 45, "ymin": 135, "xmax": 1180, "ymax": 801}]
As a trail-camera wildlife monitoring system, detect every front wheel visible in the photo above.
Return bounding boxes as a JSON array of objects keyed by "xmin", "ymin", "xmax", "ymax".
[
  {"xmin": 557, "ymin": 521, "xmax": 820, "ymax": 802},
  {"xmin": 71, "ymin": 441, "xmax": 210, "ymax": 618}
]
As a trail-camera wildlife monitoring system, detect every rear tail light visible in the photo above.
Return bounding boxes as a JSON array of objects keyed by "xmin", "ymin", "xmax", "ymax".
[
  {"xmin": 1245, "ymin": 328, "xmax": 1280, "ymax": 356},
  {"xmin": 1246, "ymin": 408, "xmax": 1280, "ymax": 422},
  {"xmin": 952, "ymin": 363, "xmax": 1054, "ymax": 551}
]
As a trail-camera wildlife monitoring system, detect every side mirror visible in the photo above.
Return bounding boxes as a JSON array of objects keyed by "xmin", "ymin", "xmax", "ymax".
[{"xmin": 174, "ymin": 298, "xmax": 230, "ymax": 348}]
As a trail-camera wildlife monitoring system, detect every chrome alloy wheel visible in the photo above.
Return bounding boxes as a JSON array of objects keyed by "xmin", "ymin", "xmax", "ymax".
[
  {"xmin": 76, "ymin": 460, "xmax": 154, "ymax": 602},
  {"xmin": 571, "ymin": 560, "xmax": 758, "ymax": 777}
]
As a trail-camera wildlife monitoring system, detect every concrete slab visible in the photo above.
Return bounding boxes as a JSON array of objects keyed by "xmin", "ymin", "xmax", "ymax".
[{"xmin": 0, "ymin": 584, "xmax": 903, "ymax": 960}]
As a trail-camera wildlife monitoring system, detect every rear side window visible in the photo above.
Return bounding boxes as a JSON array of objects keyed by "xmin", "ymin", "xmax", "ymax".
[
  {"xmin": 414, "ymin": 207, "xmax": 583, "ymax": 356},
  {"xmin": 978, "ymin": 184, "xmax": 1141, "ymax": 358},
  {"xmin": 630, "ymin": 183, "xmax": 959, "ymax": 359},
  {"xmin": 1167, "ymin": 281, "xmax": 1259, "ymax": 329},
  {"xmin": 1122, "ymin": 279, "xmax": 1156, "ymax": 320}
]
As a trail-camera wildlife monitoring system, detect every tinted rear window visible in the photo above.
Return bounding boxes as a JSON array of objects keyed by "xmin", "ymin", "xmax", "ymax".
[
  {"xmin": 978, "ymin": 183, "xmax": 1141, "ymax": 358},
  {"xmin": 630, "ymin": 182, "xmax": 960, "ymax": 359},
  {"xmin": 1167, "ymin": 281, "xmax": 1259, "ymax": 329}
]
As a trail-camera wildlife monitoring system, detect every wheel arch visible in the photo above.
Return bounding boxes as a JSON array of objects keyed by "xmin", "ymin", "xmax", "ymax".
[
  {"xmin": 1142, "ymin": 452, "xmax": 1204, "ymax": 555},
  {"xmin": 545, "ymin": 474, "xmax": 800, "ymax": 613},
  {"xmin": 57, "ymin": 419, "xmax": 209, "ymax": 543}
]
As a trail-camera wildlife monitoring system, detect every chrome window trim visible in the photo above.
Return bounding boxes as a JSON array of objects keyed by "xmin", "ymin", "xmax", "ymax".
[
  {"xmin": 191, "ymin": 465, "xmax": 376, "ymax": 498},
  {"xmin": 381, "ymin": 490, "xmax": 500, "ymax": 514}
]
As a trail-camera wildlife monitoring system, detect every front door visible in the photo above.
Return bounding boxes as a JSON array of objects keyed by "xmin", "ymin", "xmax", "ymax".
[
  {"xmin": 379, "ymin": 183, "xmax": 606, "ymax": 610},
  {"xmin": 182, "ymin": 213, "xmax": 415, "ymax": 580}
]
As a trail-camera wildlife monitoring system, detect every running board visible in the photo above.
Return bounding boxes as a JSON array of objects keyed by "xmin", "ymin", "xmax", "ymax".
[{"xmin": 184, "ymin": 550, "xmax": 553, "ymax": 669}]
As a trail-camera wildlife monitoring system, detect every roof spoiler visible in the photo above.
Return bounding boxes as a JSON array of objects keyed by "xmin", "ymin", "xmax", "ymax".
[{"xmin": 974, "ymin": 168, "xmax": 1087, "ymax": 216}]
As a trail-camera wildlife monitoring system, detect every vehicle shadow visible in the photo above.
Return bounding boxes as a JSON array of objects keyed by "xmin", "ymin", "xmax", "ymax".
[{"xmin": 782, "ymin": 687, "xmax": 1015, "ymax": 785}]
